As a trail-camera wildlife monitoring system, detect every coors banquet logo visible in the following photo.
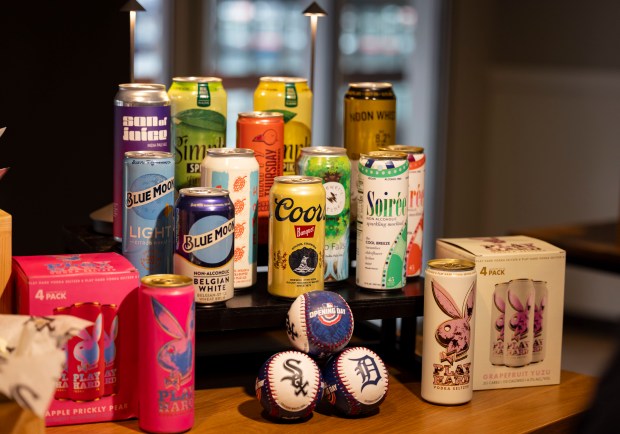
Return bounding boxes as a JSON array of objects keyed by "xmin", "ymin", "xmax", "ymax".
[{"xmin": 274, "ymin": 197, "xmax": 324, "ymax": 239}]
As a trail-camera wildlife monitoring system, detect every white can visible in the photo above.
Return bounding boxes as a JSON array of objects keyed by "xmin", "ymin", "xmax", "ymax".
[
  {"xmin": 355, "ymin": 151, "xmax": 408, "ymax": 290},
  {"xmin": 532, "ymin": 280, "xmax": 548, "ymax": 363},
  {"xmin": 504, "ymin": 278, "xmax": 535, "ymax": 367},
  {"xmin": 489, "ymin": 281, "xmax": 508, "ymax": 366},
  {"xmin": 421, "ymin": 259, "xmax": 476, "ymax": 405}
]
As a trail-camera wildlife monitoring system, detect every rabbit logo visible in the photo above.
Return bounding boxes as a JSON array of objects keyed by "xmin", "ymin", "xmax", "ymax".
[
  {"xmin": 494, "ymin": 291, "xmax": 506, "ymax": 343},
  {"xmin": 152, "ymin": 298, "xmax": 195, "ymax": 390},
  {"xmin": 74, "ymin": 313, "xmax": 103, "ymax": 373},
  {"xmin": 104, "ymin": 315, "xmax": 119, "ymax": 366},
  {"xmin": 508, "ymin": 290, "xmax": 533, "ymax": 340}
]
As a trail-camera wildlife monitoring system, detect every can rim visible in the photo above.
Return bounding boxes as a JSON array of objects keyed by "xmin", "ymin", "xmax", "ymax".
[
  {"xmin": 124, "ymin": 151, "xmax": 173, "ymax": 159},
  {"xmin": 179, "ymin": 187, "xmax": 230, "ymax": 197},
  {"xmin": 378, "ymin": 145, "xmax": 424, "ymax": 154},
  {"xmin": 301, "ymin": 146, "xmax": 347, "ymax": 156},
  {"xmin": 259, "ymin": 76, "xmax": 307, "ymax": 84},
  {"xmin": 206, "ymin": 147, "xmax": 255, "ymax": 157},
  {"xmin": 238, "ymin": 111, "xmax": 284, "ymax": 119},
  {"xmin": 274, "ymin": 175, "xmax": 323, "ymax": 184},
  {"xmin": 172, "ymin": 76, "xmax": 222, "ymax": 83},
  {"xmin": 141, "ymin": 274, "xmax": 193, "ymax": 288},
  {"xmin": 348, "ymin": 82, "xmax": 393, "ymax": 90},
  {"xmin": 427, "ymin": 259, "xmax": 476, "ymax": 271},
  {"xmin": 361, "ymin": 151, "xmax": 408, "ymax": 160},
  {"xmin": 119, "ymin": 83, "xmax": 166, "ymax": 91}
]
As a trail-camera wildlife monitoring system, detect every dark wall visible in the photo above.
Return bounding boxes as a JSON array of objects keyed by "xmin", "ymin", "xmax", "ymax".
[{"xmin": 0, "ymin": 1, "xmax": 129, "ymax": 255}]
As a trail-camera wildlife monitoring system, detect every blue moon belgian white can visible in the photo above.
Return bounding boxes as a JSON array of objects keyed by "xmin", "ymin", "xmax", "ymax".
[
  {"xmin": 122, "ymin": 151, "xmax": 175, "ymax": 278},
  {"xmin": 174, "ymin": 187, "xmax": 235, "ymax": 305}
]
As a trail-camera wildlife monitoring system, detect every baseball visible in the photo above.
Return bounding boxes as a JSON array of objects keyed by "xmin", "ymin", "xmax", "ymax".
[
  {"xmin": 255, "ymin": 350, "xmax": 324, "ymax": 420},
  {"xmin": 322, "ymin": 346, "xmax": 389, "ymax": 416},
  {"xmin": 286, "ymin": 290, "xmax": 354, "ymax": 359}
]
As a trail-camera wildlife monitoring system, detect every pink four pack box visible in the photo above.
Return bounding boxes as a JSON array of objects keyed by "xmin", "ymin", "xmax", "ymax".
[{"xmin": 13, "ymin": 252, "xmax": 140, "ymax": 426}]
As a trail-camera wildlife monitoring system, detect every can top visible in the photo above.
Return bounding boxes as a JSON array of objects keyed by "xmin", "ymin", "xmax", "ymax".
[
  {"xmin": 427, "ymin": 259, "xmax": 476, "ymax": 271},
  {"xmin": 274, "ymin": 175, "xmax": 323, "ymax": 185},
  {"xmin": 362, "ymin": 151, "xmax": 408, "ymax": 160},
  {"xmin": 259, "ymin": 76, "xmax": 308, "ymax": 84},
  {"xmin": 141, "ymin": 274, "xmax": 193, "ymax": 288},
  {"xmin": 300, "ymin": 146, "xmax": 347, "ymax": 156},
  {"xmin": 348, "ymin": 82, "xmax": 393, "ymax": 90},
  {"xmin": 206, "ymin": 147, "xmax": 255, "ymax": 158},
  {"xmin": 379, "ymin": 145, "xmax": 424, "ymax": 154},
  {"xmin": 238, "ymin": 111, "xmax": 284, "ymax": 119},
  {"xmin": 172, "ymin": 76, "xmax": 222, "ymax": 83},
  {"xmin": 124, "ymin": 150, "xmax": 173, "ymax": 159},
  {"xmin": 119, "ymin": 83, "xmax": 166, "ymax": 91},
  {"xmin": 116, "ymin": 83, "xmax": 169, "ymax": 104},
  {"xmin": 179, "ymin": 187, "xmax": 230, "ymax": 197}
]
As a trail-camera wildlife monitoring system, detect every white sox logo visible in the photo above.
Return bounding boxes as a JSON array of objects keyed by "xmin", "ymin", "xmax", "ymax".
[
  {"xmin": 281, "ymin": 358, "xmax": 309, "ymax": 396},
  {"xmin": 351, "ymin": 355, "xmax": 382, "ymax": 391}
]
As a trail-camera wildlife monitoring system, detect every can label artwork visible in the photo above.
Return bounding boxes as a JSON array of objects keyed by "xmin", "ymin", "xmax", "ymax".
[
  {"xmin": 489, "ymin": 282, "xmax": 508, "ymax": 366},
  {"xmin": 356, "ymin": 152, "xmax": 408, "ymax": 290},
  {"xmin": 504, "ymin": 279, "xmax": 535, "ymax": 367},
  {"xmin": 101, "ymin": 304, "xmax": 119, "ymax": 396},
  {"xmin": 532, "ymin": 280, "xmax": 548, "ymax": 363}
]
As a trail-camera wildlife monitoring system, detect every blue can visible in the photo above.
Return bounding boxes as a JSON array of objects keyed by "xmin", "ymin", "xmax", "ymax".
[{"xmin": 122, "ymin": 151, "xmax": 175, "ymax": 277}]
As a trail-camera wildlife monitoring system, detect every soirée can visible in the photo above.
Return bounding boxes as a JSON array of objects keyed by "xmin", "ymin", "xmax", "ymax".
[
  {"xmin": 356, "ymin": 151, "xmax": 408, "ymax": 290},
  {"xmin": 122, "ymin": 151, "xmax": 175, "ymax": 278},
  {"xmin": 174, "ymin": 187, "xmax": 235, "ymax": 305},
  {"xmin": 489, "ymin": 281, "xmax": 508, "ymax": 366},
  {"xmin": 101, "ymin": 303, "xmax": 119, "ymax": 396},
  {"xmin": 254, "ymin": 77, "xmax": 312, "ymax": 175},
  {"xmin": 114, "ymin": 83, "xmax": 171, "ymax": 242},
  {"xmin": 201, "ymin": 148, "xmax": 259, "ymax": 288},
  {"xmin": 532, "ymin": 280, "xmax": 548, "ymax": 363},
  {"xmin": 296, "ymin": 146, "xmax": 350, "ymax": 283},
  {"xmin": 268, "ymin": 176, "xmax": 325, "ymax": 298},
  {"xmin": 505, "ymin": 278, "xmax": 535, "ymax": 367},
  {"xmin": 139, "ymin": 274, "xmax": 195, "ymax": 434},
  {"xmin": 421, "ymin": 259, "xmax": 476, "ymax": 405},
  {"xmin": 169, "ymin": 77, "xmax": 227, "ymax": 191}
]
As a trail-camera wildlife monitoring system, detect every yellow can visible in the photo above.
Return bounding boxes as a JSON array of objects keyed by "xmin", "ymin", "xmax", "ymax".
[{"xmin": 254, "ymin": 77, "xmax": 312, "ymax": 176}]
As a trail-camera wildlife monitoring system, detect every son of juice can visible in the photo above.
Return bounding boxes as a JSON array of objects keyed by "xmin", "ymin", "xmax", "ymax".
[
  {"xmin": 201, "ymin": 148, "xmax": 259, "ymax": 288},
  {"xmin": 268, "ymin": 176, "xmax": 325, "ymax": 298},
  {"xmin": 169, "ymin": 77, "xmax": 227, "ymax": 191},
  {"xmin": 174, "ymin": 187, "xmax": 235, "ymax": 305},
  {"xmin": 122, "ymin": 151, "xmax": 175, "ymax": 278},
  {"xmin": 356, "ymin": 151, "xmax": 408, "ymax": 290},
  {"xmin": 296, "ymin": 146, "xmax": 350, "ymax": 283},
  {"xmin": 254, "ymin": 77, "xmax": 312, "ymax": 175}
]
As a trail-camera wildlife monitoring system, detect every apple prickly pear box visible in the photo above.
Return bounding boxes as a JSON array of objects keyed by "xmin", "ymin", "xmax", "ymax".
[
  {"xmin": 13, "ymin": 252, "xmax": 140, "ymax": 426},
  {"xmin": 435, "ymin": 236, "xmax": 565, "ymax": 390}
]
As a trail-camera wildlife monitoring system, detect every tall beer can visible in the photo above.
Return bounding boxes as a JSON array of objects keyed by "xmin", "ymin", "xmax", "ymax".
[
  {"xmin": 101, "ymin": 303, "xmax": 119, "ymax": 396},
  {"xmin": 421, "ymin": 259, "xmax": 476, "ymax": 405},
  {"xmin": 489, "ymin": 281, "xmax": 508, "ymax": 366},
  {"xmin": 139, "ymin": 274, "xmax": 195, "ymax": 434},
  {"xmin": 254, "ymin": 77, "xmax": 312, "ymax": 175},
  {"xmin": 200, "ymin": 148, "xmax": 259, "ymax": 288},
  {"xmin": 505, "ymin": 278, "xmax": 535, "ymax": 367},
  {"xmin": 532, "ymin": 280, "xmax": 548, "ymax": 363},
  {"xmin": 296, "ymin": 146, "xmax": 351, "ymax": 283},
  {"xmin": 114, "ymin": 83, "xmax": 171, "ymax": 242},
  {"xmin": 268, "ymin": 176, "xmax": 325, "ymax": 298},
  {"xmin": 169, "ymin": 77, "xmax": 227, "ymax": 191},
  {"xmin": 356, "ymin": 151, "xmax": 408, "ymax": 290},
  {"xmin": 122, "ymin": 151, "xmax": 175, "ymax": 278}
]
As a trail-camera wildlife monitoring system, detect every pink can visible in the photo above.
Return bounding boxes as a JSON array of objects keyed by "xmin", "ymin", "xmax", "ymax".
[
  {"xmin": 139, "ymin": 274, "xmax": 195, "ymax": 433},
  {"xmin": 102, "ymin": 304, "xmax": 119, "ymax": 396},
  {"xmin": 53, "ymin": 305, "xmax": 72, "ymax": 400}
]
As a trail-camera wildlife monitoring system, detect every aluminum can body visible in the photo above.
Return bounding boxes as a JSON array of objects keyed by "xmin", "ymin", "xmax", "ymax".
[
  {"xmin": 113, "ymin": 83, "xmax": 171, "ymax": 242},
  {"xmin": 505, "ymin": 278, "xmax": 535, "ymax": 367},
  {"xmin": 200, "ymin": 148, "xmax": 259, "ymax": 288},
  {"xmin": 122, "ymin": 151, "xmax": 175, "ymax": 278},
  {"xmin": 532, "ymin": 280, "xmax": 548, "ymax": 363},
  {"xmin": 356, "ymin": 151, "xmax": 408, "ymax": 290},
  {"xmin": 169, "ymin": 77, "xmax": 227, "ymax": 191},
  {"xmin": 268, "ymin": 176, "xmax": 325, "ymax": 298},
  {"xmin": 174, "ymin": 187, "xmax": 235, "ymax": 305},
  {"xmin": 296, "ymin": 146, "xmax": 350, "ymax": 283},
  {"xmin": 254, "ymin": 77, "xmax": 312, "ymax": 175},
  {"xmin": 101, "ymin": 303, "xmax": 119, "ymax": 396},
  {"xmin": 489, "ymin": 282, "xmax": 508, "ymax": 366},
  {"xmin": 138, "ymin": 274, "xmax": 195, "ymax": 433},
  {"xmin": 421, "ymin": 259, "xmax": 476, "ymax": 405}
]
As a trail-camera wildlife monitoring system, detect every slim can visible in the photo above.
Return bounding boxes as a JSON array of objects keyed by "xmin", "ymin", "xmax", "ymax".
[
  {"xmin": 101, "ymin": 303, "xmax": 119, "ymax": 396},
  {"xmin": 122, "ymin": 151, "xmax": 175, "ymax": 278},
  {"xmin": 379, "ymin": 145, "xmax": 425, "ymax": 278},
  {"xmin": 489, "ymin": 281, "xmax": 508, "ymax": 366},
  {"xmin": 254, "ymin": 76, "xmax": 312, "ymax": 175},
  {"xmin": 114, "ymin": 83, "xmax": 171, "ymax": 242},
  {"xmin": 532, "ymin": 280, "xmax": 548, "ymax": 363},
  {"xmin": 200, "ymin": 148, "xmax": 259, "ymax": 288},
  {"xmin": 53, "ymin": 306, "xmax": 72, "ymax": 400},
  {"xmin": 356, "ymin": 151, "xmax": 408, "ymax": 290},
  {"xmin": 505, "ymin": 278, "xmax": 535, "ymax": 367},
  {"xmin": 169, "ymin": 77, "xmax": 227, "ymax": 191},
  {"xmin": 296, "ymin": 146, "xmax": 350, "ymax": 283},
  {"xmin": 421, "ymin": 259, "xmax": 476, "ymax": 405},
  {"xmin": 268, "ymin": 176, "xmax": 325, "ymax": 298},
  {"xmin": 139, "ymin": 274, "xmax": 195, "ymax": 434},
  {"xmin": 174, "ymin": 187, "xmax": 235, "ymax": 305}
]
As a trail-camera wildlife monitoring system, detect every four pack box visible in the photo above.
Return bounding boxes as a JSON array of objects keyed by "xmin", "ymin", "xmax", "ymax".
[{"xmin": 435, "ymin": 236, "xmax": 565, "ymax": 390}]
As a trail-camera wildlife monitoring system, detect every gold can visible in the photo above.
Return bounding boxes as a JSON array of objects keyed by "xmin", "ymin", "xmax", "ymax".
[{"xmin": 268, "ymin": 176, "xmax": 325, "ymax": 298}]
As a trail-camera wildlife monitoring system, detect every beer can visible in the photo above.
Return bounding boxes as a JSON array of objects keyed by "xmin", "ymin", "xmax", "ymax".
[
  {"xmin": 174, "ymin": 187, "xmax": 235, "ymax": 305},
  {"xmin": 356, "ymin": 151, "xmax": 408, "ymax": 290},
  {"xmin": 421, "ymin": 259, "xmax": 476, "ymax": 405},
  {"xmin": 101, "ymin": 303, "xmax": 119, "ymax": 396},
  {"xmin": 379, "ymin": 145, "xmax": 425, "ymax": 278},
  {"xmin": 268, "ymin": 176, "xmax": 325, "ymax": 298},
  {"xmin": 236, "ymin": 111, "xmax": 284, "ymax": 244},
  {"xmin": 532, "ymin": 280, "xmax": 548, "ymax": 363},
  {"xmin": 489, "ymin": 281, "xmax": 508, "ymax": 366},
  {"xmin": 114, "ymin": 83, "xmax": 171, "ymax": 242},
  {"xmin": 505, "ymin": 278, "xmax": 535, "ymax": 367},
  {"xmin": 200, "ymin": 148, "xmax": 259, "ymax": 288},
  {"xmin": 254, "ymin": 76, "xmax": 312, "ymax": 175},
  {"xmin": 53, "ymin": 305, "xmax": 71, "ymax": 400},
  {"xmin": 296, "ymin": 146, "xmax": 350, "ymax": 283},
  {"xmin": 122, "ymin": 151, "xmax": 175, "ymax": 278},
  {"xmin": 139, "ymin": 274, "xmax": 195, "ymax": 434},
  {"xmin": 169, "ymin": 76, "xmax": 227, "ymax": 191}
]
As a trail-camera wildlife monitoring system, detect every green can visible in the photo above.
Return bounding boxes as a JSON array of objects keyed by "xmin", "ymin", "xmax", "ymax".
[{"xmin": 169, "ymin": 77, "xmax": 227, "ymax": 191}]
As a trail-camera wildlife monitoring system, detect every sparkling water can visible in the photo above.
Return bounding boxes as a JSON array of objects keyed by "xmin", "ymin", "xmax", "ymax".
[
  {"xmin": 489, "ymin": 281, "xmax": 508, "ymax": 366},
  {"xmin": 505, "ymin": 278, "xmax": 535, "ymax": 367},
  {"xmin": 532, "ymin": 280, "xmax": 548, "ymax": 363}
]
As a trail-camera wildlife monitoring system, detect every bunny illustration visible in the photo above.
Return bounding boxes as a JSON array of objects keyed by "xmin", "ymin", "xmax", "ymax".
[
  {"xmin": 508, "ymin": 290, "xmax": 534, "ymax": 340},
  {"xmin": 74, "ymin": 313, "xmax": 103, "ymax": 372},
  {"xmin": 494, "ymin": 291, "xmax": 506, "ymax": 340},
  {"xmin": 104, "ymin": 315, "xmax": 118, "ymax": 365},
  {"xmin": 432, "ymin": 279, "xmax": 475, "ymax": 360}
]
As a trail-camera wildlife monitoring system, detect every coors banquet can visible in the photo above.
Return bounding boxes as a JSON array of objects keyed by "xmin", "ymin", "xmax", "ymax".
[
  {"xmin": 268, "ymin": 176, "xmax": 325, "ymax": 298},
  {"xmin": 421, "ymin": 259, "xmax": 476, "ymax": 405}
]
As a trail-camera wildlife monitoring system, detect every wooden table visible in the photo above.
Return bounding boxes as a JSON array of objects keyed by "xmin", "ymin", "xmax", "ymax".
[{"xmin": 47, "ymin": 369, "xmax": 597, "ymax": 434}]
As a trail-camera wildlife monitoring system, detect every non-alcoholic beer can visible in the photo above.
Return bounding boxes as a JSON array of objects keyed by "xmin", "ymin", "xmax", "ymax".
[
  {"xmin": 139, "ymin": 274, "xmax": 195, "ymax": 433},
  {"xmin": 421, "ymin": 259, "xmax": 476, "ymax": 405},
  {"xmin": 379, "ymin": 145, "xmax": 425, "ymax": 278},
  {"xmin": 174, "ymin": 187, "xmax": 235, "ymax": 305},
  {"xmin": 236, "ymin": 111, "xmax": 284, "ymax": 244},
  {"xmin": 356, "ymin": 151, "xmax": 408, "ymax": 290},
  {"xmin": 169, "ymin": 77, "xmax": 227, "ymax": 191},
  {"xmin": 254, "ymin": 77, "xmax": 312, "ymax": 175},
  {"xmin": 122, "ymin": 151, "xmax": 175, "ymax": 278},
  {"xmin": 114, "ymin": 83, "xmax": 171, "ymax": 242},
  {"xmin": 532, "ymin": 280, "xmax": 548, "ymax": 363},
  {"xmin": 101, "ymin": 303, "xmax": 119, "ymax": 397},
  {"xmin": 201, "ymin": 148, "xmax": 259, "ymax": 288},
  {"xmin": 296, "ymin": 146, "xmax": 350, "ymax": 283},
  {"xmin": 268, "ymin": 176, "xmax": 325, "ymax": 298},
  {"xmin": 490, "ymin": 281, "xmax": 508, "ymax": 366},
  {"xmin": 505, "ymin": 278, "xmax": 535, "ymax": 367}
]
